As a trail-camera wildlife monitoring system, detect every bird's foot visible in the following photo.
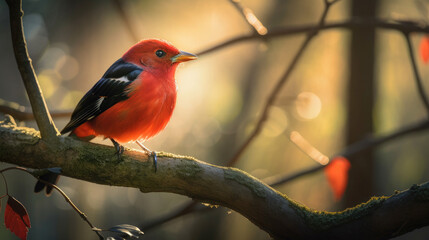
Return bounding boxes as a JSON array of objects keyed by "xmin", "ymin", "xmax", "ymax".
[
  {"xmin": 151, "ymin": 151, "xmax": 157, "ymax": 173},
  {"xmin": 136, "ymin": 140, "xmax": 157, "ymax": 172},
  {"xmin": 110, "ymin": 138, "xmax": 124, "ymax": 162}
]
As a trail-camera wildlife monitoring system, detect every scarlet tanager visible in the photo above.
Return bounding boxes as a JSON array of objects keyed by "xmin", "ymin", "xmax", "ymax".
[{"xmin": 35, "ymin": 39, "xmax": 197, "ymax": 195}]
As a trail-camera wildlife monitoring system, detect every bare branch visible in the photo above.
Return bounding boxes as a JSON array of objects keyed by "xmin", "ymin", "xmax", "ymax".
[
  {"xmin": 225, "ymin": 0, "xmax": 339, "ymax": 167},
  {"xmin": 140, "ymin": 201, "xmax": 203, "ymax": 230},
  {"xmin": 112, "ymin": 0, "xmax": 140, "ymax": 43},
  {"xmin": 197, "ymin": 18, "xmax": 429, "ymax": 56},
  {"xmin": 1, "ymin": 116, "xmax": 429, "ymax": 239},
  {"xmin": 404, "ymin": 34, "xmax": 429, "ymax": 114},
  {"xmin": 5, "ymin": 0, "xmax": 59, "ymax": 141},
  {"xmin": 229, "ymin": 0, "xmax": 267, "ymax": 35},
  {"xmin": 269, "ymin": 119, "xmax": 429, "ymax": 187},
  {"xmin": 0, "ymin": 98, "xmax": 71, "ymax": 121}
]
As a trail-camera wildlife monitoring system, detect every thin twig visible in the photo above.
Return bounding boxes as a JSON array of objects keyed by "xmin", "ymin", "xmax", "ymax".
[
  {"xmin": 141, "ymin": 201, "xmax": 201, "ymax": 230},
  {"xmin": 0, "ymin": 167, "xmax": 103, "ymax": 239},
  {"xmin": 141, "ymin": 203, "xmax": 214, "ymax": 231},
  {"xmin": 112, "ymin": 0, "xmax": 140, "ymax": 43},
  {"xmin": 268, "ymin": 119, "xmax": 429, "ymax": 187},
  {"xmin": 267, "ymin": 165, "xmax": 325, "ymax": 188},
  {"xmin": 0, "ymin": 172, "xmax": 9, "ymax": 196},
  {"xmin": 229, "ymin": 0, "xmax": 267, "ymax": 35},
  {"xmin": 404, "ymin": 33, "xmax": 429, "ymax": 114},
  {"xmin": 197, "ymin": 17, "xmax": 429, "ymax": 56},
  {"xmin": 36, "ymin": 179, "xmax": 103, "ymax": 239},
  {"xmin": 0, "ymin": 98, "xmax": 71, "ymax": 121},
  {"xmin": 225, "ymin": 0, "xmax": 339, "ymax": 167},
  {"xmin": 5, "ymin": 0, "xmax": 59, "ymax": 140}
]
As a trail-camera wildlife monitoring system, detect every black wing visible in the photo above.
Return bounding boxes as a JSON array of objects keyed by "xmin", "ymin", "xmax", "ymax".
[{"xmin": 61, "ymin": 59, "xmax": 143, "ymax": 134}]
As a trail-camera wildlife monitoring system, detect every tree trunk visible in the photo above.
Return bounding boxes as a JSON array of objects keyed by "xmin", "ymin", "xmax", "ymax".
[{"xmin": 345, "ymin": 0, "xmax": 378, "ymax": 207}]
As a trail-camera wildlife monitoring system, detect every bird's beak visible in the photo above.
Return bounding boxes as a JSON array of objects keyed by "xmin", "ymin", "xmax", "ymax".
[{"xmin": 171, "ymin": 51, "xmax": 197, "ymax": 63}]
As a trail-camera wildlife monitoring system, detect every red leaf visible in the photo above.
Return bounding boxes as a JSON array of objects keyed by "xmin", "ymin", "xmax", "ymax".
[
  {"xmin": 5, "ymin": 196, "xmax": 31, "ymax": 240},
  {"xmin": 420, "ymin": 35, "xmax": 429, "ymax": 63},
  {"xmin": 324, "ymin": 156, "xmax": 351, "ymax": 201}
]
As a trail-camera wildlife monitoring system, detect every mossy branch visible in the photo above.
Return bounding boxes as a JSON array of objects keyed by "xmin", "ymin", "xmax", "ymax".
[{"xmin": 1, "ymin": 116, "xmax": 429, "ymax": 240}]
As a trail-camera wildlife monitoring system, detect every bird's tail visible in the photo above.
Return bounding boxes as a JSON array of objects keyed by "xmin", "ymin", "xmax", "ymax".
[
  {"xmin": 69, "ymin": 122, "xmax": 96, "ymax": 141},
  {"xmin": 34, "ymin": 170, "xmax": 60, "ymax": 196},
  {"xmin": 69, "ymin": 130, "xmax": 96, "ymax": 142}
]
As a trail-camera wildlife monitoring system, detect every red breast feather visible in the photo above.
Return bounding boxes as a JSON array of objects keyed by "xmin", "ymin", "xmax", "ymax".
[{"xmin": 76, "ymin": 70, "xmax": 177, "ymax": 143}]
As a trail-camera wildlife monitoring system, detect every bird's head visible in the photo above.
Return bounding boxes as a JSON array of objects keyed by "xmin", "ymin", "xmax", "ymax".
[{"xmin": 122, "ymin": 39, "xmax": 197, "ymax": 71}]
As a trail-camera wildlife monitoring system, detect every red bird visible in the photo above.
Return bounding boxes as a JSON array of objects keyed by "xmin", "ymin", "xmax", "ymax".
[{"xmin": 35, "ymin": 39, "xmax": 196, "ymax": 195}]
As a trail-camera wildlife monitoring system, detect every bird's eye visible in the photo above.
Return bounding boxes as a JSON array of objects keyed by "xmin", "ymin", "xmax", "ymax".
[{"xmin": 155, "ymin": 50, "xmax": 166, "ymax": 58}]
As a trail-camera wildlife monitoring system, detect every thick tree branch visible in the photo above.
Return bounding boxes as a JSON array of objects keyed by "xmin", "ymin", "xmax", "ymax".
[
  {"xmin": 143, "ymin": 119, "xmax": 429, "ymax": 230},
  {"xmin": 5, "ymin": 0, "xmax": 59, "ymax": 141},
  {"xmin": 1, "ymin": 116, "xmax": 429, "ymax": 239}
]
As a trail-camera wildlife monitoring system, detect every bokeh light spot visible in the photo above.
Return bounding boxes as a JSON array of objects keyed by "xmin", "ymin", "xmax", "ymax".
[
  {"xmin": 37, "ymin": 70, "xmax": 59, "ymax": 99},
  {"xmin": 55, "ymin": 55, "xmax": 80, "ymax": 81},
  {"xmin": 295, "ymin": 92, "xmax": 322, "ymax": 120},
  {"xmin": 38, "ymin": 47, "xmax": 67, "ymax": 70},
  {"xmin": 61, "ymin": 90, "xmax": 83, "ymax": 109}
]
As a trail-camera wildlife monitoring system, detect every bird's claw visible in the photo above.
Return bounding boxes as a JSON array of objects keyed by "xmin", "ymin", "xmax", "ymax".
[
  {"xmin": 151, "ymin": 151, "xmax": 157, "ymax": 172},
  {"xmin": 136, "ymin": 140, "xmax": 157, "ymax": 172},
  {"xmin": 111, "ymin": 138, "xmax": 125, "ymax": 162},
  {"xmin": 116, "ymin": 145, "xmax": 124, "ymax": 161}
]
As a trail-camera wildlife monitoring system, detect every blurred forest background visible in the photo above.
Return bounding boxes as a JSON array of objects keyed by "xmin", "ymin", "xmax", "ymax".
[{"xmin": 1, "ymin": 0, "xmax": 429, "ymax": 239}]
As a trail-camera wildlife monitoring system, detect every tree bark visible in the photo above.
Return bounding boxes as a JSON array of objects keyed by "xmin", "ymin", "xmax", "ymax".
[{"xmin": 1, "ymin": 115, "xmax": 429, "ymax": 240}]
